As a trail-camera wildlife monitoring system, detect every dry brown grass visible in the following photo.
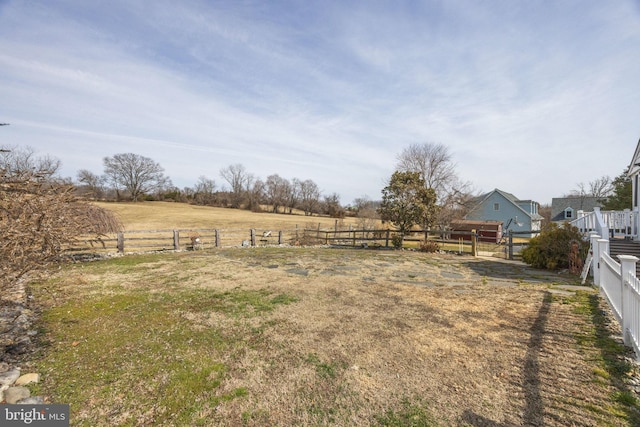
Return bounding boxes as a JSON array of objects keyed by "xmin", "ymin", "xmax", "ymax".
[
  {"xmin": 29, "ymin": 248, "xmax": 640, "ymax": 426},
  {"xmin": 93, "ymin": 201, "xmax": 364, "ymax": 231}
]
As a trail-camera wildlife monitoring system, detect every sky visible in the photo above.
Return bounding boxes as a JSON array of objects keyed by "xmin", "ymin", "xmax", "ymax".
[{"xmin": 1, "ymin": 0, "xmax": 639, "ymax": 206}]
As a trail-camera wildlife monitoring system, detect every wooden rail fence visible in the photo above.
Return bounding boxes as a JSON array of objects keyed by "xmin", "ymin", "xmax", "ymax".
[
  {"xmin": 65, "ymin": 227, "xmax": 500, "ymax": 256},
  {"xmin": 68, "ymin": 228, "xmax": 302, "ymax": 254},
  {"xmin": 65, "ymin": 226, "xmax": 534, "ymax": 258}
]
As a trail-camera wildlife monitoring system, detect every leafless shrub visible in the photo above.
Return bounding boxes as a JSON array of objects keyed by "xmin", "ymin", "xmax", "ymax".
[
  {"xmin": 1, "ymin": 147, "xmax": 122, "ymax": 298},
  {"xmin": 419, "ymin": 240, "xmax": 440, "ymax": 253}
]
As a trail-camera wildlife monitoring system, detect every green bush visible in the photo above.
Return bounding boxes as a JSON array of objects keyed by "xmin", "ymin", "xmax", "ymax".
[
  {"xmin": 391, "ymin": 234, "xmax": 404, "ymax": 249},
  {"xmin": 521, "ymin": 223, "xmax": 589, "ymax": 271}
]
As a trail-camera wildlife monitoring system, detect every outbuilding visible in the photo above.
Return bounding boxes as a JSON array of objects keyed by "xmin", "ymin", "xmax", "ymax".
[{"xmin": 450, "ymin": 219, "xmax": 503, "ymax": 243}]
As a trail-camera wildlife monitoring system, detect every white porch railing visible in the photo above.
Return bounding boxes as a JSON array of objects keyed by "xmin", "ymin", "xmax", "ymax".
[{"xmin": 572, "ymin": 207, "xmax": 633, "ymax": 239}]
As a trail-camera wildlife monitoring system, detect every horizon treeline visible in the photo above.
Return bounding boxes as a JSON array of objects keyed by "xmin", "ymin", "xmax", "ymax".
[{"xmin": 75, "ymin": 153, "xmax": 379, "ymax": 219}]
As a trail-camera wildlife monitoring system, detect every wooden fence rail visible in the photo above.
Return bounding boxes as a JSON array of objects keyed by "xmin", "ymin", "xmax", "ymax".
[
  {"xmin": 67, "ymin": 226, "xmax": 324, "ymax": 254},
  {"xmin": 65, "ymin": 227, "xmax": 531, "ymax": 257},
  {"xmin": 314, "ymin": 229, "xmax": 480, "ymax": 254}
]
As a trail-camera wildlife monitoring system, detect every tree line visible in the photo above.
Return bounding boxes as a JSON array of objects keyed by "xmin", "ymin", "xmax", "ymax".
[
  {"xmin": 74, "ymin": 143, "xmax": 479, "ymax": 228},
  {"xmin": 15, "ymin": 140, "xmax": 631, "ymax": 238},
  {"xmin": 76, "ymin": 154, "xmax": 347, "ymax": 217}
]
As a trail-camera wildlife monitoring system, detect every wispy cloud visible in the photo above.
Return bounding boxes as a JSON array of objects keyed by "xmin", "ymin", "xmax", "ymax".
[{"xmin": 1, "ymin": 0, "xmax": 639, "ymax": 204}]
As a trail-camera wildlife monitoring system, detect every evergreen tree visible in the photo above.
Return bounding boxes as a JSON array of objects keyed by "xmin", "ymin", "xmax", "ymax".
[
  {"xmin": 602, "ymin": 168, "xmax": 631, "ymax": 210},
  {"xmin": 378, "ymin": 171, "xmax": 438, "ymax": 236}
]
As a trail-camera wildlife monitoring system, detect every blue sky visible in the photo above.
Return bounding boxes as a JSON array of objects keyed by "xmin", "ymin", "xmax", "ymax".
[{"xmin": 1, "ymin": 0, "xmax": 639, "ymax": 205}]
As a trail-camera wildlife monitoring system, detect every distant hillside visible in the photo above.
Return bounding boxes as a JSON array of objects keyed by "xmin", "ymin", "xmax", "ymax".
[{"xmin": 94, "ymin": 201, "xmax": 362, "ymax": 231}]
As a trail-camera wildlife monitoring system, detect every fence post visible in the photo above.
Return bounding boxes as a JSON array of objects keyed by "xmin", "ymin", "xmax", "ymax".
[
  {"xmin": 618, "ymin": 255, "xmax": 638, "ymax": 347},
  {"xmin": 577, "ymin": 210, "xmax": 585, "ymax": 233},
  {"xmin": 595, "ymin": 238, "xmax": 609, "ymax": 288},
  {"xmin": 385, "ymin": 230, "xmax": 390, "ymax": 248},
  {"xmin": 117, "ymin": 232, "xmax": 124, "ymax": 253},
  {"xmin": 590, "ymin": 234, "xmax": 601, "ymax": 286},
  {"xmin": 508, "ymin": 230, "xmax": 514, "ymax": 260},
  {"xmin": 471, "ymin": 229, "xmax": 477, "ymax": 257},
  {"xmin": 250, "ymin": 229, "xmax": 256, "ymax": 246},
  {"xmin": 278, "ymin": 230, "xmax": 283, "ymax": 245},
  {"xmin": 173, "ymin": 230, "xmax": 180, "ymax": 250},
  {"xmin": 215, "ymin": 229, "xmax": 221, "ymax": 248}
]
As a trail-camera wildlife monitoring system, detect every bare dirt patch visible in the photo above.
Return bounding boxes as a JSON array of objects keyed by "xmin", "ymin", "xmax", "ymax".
[{"xmin": 28, "ymin": 248, "xmax": 640, "ymax": 426}]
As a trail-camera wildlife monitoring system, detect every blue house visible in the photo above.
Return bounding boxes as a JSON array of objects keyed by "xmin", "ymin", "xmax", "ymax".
[{"xmin": 464, "ymin": 189, "xmax": 543, "ymax": 237}]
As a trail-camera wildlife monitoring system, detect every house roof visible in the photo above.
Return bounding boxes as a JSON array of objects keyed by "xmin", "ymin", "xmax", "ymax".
[
  {"xmin": 451, "ymin": 219, "xmax": 503, "ymax": 225},
  {"xmin": 628, "ymin": 138, "xmax": 640, "ymax": 177},
  {"xmin": 469, "ymin": 188, "xmax": 543, "ymax": 220},
  {"xmin": 550, "ymin": 196, "xmax": 605, "ymax": 221}
]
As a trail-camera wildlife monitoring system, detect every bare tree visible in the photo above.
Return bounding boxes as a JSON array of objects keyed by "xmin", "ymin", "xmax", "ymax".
[
  {"xmin": 0, "ymin": 146, "xmax": 61, "ymax": 179},
  {"xmin": 265, "ymin": 174, "xmax": 291, "ymax": 213},
  {"xmin": 396, "ymin": 142, "xmax": 474, "ymax": 227},
  {"xmin": 352, "ymin": 196, "xmax": 379, "ymax": 214},
  {"xmin": 437, "ymin": 186, "xmax": 477, "ymax": 226},
  {"xmin": 323, "ymin": 193, "xmax": 344, "ymax": 218},
  {"xmin": 590, "ymin": 177, "xmax": 612, "ymax": 198},
  {"xmin": 287, "ymin": 178, "xmax": 302, "ymax": 214},
  {"xmin": 152, "ymin": 176, "xmax": 174, "ymax": 200},
  {"xmin": 220, "ymin": 164, "xmax": 253, "ymax": 208},
  {"xmin": 76, "ymin": 169, "xmax": 106, "ymax": 200},
  {"xmin": 246, "ymin": 179, "xmax": 265, "ymax": 212},
  {"xmin": 538, "ymin": 204, "xmax": 552, "ymax": 226},
  {"xmin": 297, "ymin": 179, "xmax": 321, "ymax": 216},
  {"xmin": 193, "ymin": 175, "xmax": 216, "ymax": 206},
  {"xmin": 103, "ymin": 153, "xmax": 168, "ymax": 202},
  {"xmin": 568, "ymin": 176, "xmax": 612, "ymax": 199},
  {"xmin": 397, "ymin": 143, "xmax": 456, "ymax": 199},
  {"xmin": 353, "ymin": 196, "xmax": 380, "ymax": 230}
]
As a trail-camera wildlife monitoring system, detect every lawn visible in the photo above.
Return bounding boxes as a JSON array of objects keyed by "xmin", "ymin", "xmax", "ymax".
[{"xmin": 28, "ymin": 247, "xmax": 640, "ymax": 426}]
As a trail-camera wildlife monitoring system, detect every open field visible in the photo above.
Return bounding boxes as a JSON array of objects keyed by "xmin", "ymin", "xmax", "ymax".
[
  {"xmin": 89, "ymin": 201, "xmax": 510, "ymax": 256},
  {"xmin": 28, "ymin": 247, "xmax": 640, "ymax": 426},
  {"xmin": 93, "ymin": 201, "xmax": 364, "ymax": 231}
]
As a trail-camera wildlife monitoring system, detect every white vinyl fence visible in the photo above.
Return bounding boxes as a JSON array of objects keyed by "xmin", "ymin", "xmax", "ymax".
[
  {"xmin": 576, "ymin": 209, "xmax": 640, "ymax": 360},
  {"xmin": 593, "ymin": 237, "xmax": 640, "ymax": 361},
  {"xmin": 625, "ymin": 272, "xmax": 640, "ymax": 360}
]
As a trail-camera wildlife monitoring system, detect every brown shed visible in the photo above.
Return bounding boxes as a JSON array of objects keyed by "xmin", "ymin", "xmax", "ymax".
[{"xmin": 450, "ymin": 220, "xmax": 503, "ymax": 244}]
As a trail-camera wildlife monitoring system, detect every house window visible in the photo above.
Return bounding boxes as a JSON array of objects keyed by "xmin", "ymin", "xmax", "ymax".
[
  {"xmin": 494, "ymin": 203, "xmax": 499, "ymax": 211},
  {"xmin": 565, "ymin": 208, "xmax": 573, "ymax": 219}
]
